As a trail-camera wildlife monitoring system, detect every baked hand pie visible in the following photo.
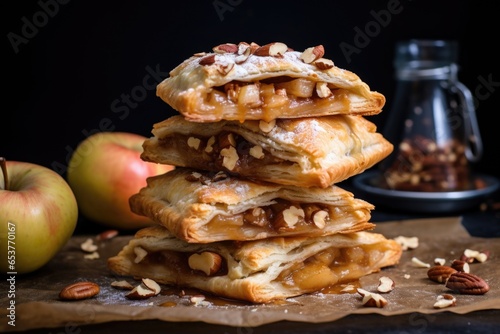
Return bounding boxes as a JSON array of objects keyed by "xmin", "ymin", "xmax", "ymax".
[
  {"xmin": 156, "ymin": 42, "xmax": 386, "ymax": 122},
  {"xmin": 141, "ymin": 114, "xmax": 393, "ymax": 188},
  {"xmin": 107, "ymin": 224, "xmax": 402, "ymax": 303},
  {"xmin": 129, "ymin": 168, "xmax": 375, "ymax": 243}
]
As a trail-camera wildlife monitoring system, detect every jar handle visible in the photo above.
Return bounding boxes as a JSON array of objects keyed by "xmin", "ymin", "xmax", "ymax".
[{"xmin": 454, "ymin": 81, "xmax": 483, "ymax": 163}]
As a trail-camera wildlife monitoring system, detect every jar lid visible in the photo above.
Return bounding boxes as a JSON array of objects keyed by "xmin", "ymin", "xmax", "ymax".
[{"xmin": 394, "ymin": 39, "xmax": 458, "ymax": 70}]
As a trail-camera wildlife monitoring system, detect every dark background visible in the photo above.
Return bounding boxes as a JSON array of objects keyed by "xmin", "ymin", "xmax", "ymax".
[{"xmin": 3, "ymin": 0, "xmax": 499, "ymax": 196}]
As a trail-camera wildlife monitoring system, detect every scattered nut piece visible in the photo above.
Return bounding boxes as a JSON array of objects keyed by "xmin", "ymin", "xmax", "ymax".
[
  {"xmin": 394, "ymin": 236, "xmax": 419, "ymax": 250},
  {"xmin": 205, "ymin": 136, "xmax": 216, "ymax": 153},
  {"xmin": 404, "ymin": 274, "xmax": 411, "ymax": 279},
  {"xmin": 190, "ymin": 294, "xmax": 210, "ymax": 306},
  {"xmin": 433, "ymin": 294, "xmax": 456, "ymax": 309},
  {"xmin": 445, "ymin": 272, "xmax": 489, "ymax": 295},
  {"xmin": 462, "ymin": 249, "xmax": 489, "ymax": 263},
  {"xmin": 450, "ymin": 259, "xmax": 470, "ymax": 273},
  {"xmin": 96, "ymin": 229, "xmax": 119, "ymax": 241},
  {"xmin": 199, "ymin": 54, "xmax": 216, "ymax": 65},
  {"xmin": 80, "ymin": 238, "xmax": 98, "ymax": 253},
  {"xmin": 188, "ymin": 251, "xmax": 223, "ymax": 276},
  {"xmin": 83, "ymin": 251, "xmax": 100, "ymax": 260},
  {"xmin": 377, "ymin": 276, "xmax": 395, "ymax": 293},
  {"xmin": 357, "ymin": 288, "xmax": 388, "ymax": 308},
  {"xmin": 111, "ymin": 280, "xmax": 134, "ymax": 290},
  {"xmin": 411, "ymin": 257, "xmax": 430, "ymax": 268},
  {"xmin": 427, "ymin": 265, "xmax": 457, "ymax": 283},
  {"xmin": 133, "ymin": 246, "xmax": 148, "ymax": 264},
  {"xmin": 434, "ymin": 257, "xmax": 446, "ymax": 266},
  {"xmin": 59, "ymin": 281, "xmax": 100, "ymax": 301},
  {"xmin": 340, "ymin": 284, "xmax": 356, "ymax": 293},
  {"xmin": 125, "ymin": 283, "xmax": 156, "ymax": 300},
  {"xmin": 141, "ymin": 278, "xmax": 162, "ymax": 295}
]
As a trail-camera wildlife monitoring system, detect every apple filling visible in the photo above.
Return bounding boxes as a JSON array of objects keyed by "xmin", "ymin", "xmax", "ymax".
[
  {"xmin": 278, "ymin": 243, "xmax": 386, "ymax": 291},
  {"xmin": 139, "ymin": 242, "xmax": 386, "ymax": 293},
  {"xmin": 160, "ymin": 131, "xmax": 288, "ymax": 172},
  {"xmin": 206, "ymin": 199, "xmax": 362, "ymax": 235},
  {"xmin": 207, "ymin": 77, "xmax": 351, "ymax": 121}
]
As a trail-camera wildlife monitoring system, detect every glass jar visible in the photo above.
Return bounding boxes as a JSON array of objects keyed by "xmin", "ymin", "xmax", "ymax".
[{"xmin": 378, "ymin": 39, "xmax": 482, "ymax": 192}]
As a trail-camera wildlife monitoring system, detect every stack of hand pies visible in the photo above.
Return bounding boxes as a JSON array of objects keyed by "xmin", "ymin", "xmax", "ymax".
[{"xmin": 108, "ymin": 42, "xmax": 403, "ymax": 303}]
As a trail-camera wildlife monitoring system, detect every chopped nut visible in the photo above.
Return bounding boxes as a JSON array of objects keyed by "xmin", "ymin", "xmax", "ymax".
[
  {"xmin": 199, "ymin": 54, "xmax": 216, "ymax": 65},
  {"xmin": 216, "ymin": 62, "xmax": 235, "ymax": 76},
  {"xmin": 253, "ymin": 42, "xmax": 288, "ymax": 57},
  {"xmin": 249, "ymin": 145, "xmax": 265, "ymax": 159},
  {"xmin": 125, "ymin": 283, "xmax": 157, "ymax": 300},
  {"xmin": 187, "ymin": 137, "xmax": 201, "ymax": 150},
  {"xmin": 411, "ymin": 257, "xmax": 431, "ymax": 268},
  {"xmin": 377, "ymin": 276, "xmax": 395, "ymax": 293},
  {"xmin": 314, "ymin": 58, "xmax": 334, "ymax": 70},
  {"xmin": 312, "ymin": 210, "xmax": 329, "ymax": 229},
  {"xmin": 404, "ymin": 274, "xmax": 411, "ymax": 279},
  {"xmin": 357, "ymin": 288, "xmax": 388, "ymax": 308},
  {"xmin": 340, "ymin": 284, "xmax": 356, "ymax": 293},
  {"xmin": 96, "ymin": 229, "xmax": 119, "ymax": 241},
  {"xmin": 463, "ymin": 249, "xmax": 489, "ymax": 263},
  {"xmin": 434, "ymin": 257, "xmax": 446, "ymax": 266},
  {"xmin": 220, "ymin": 146, "xmax": 239, "ymax": 170},
  {"xmin": 189, "ymin": 294, "xmax": 210, "ymax": 306},
  {"xmin": 141, "ymin": 278, "xmax": 161, "ymax": 295},
  {"xmin": 213, "ymin": 43, "xmax": 238, "ymax": 54},
  {"xmin": 394, "ymin": 236, "xmax": 419, "ymax": 250},
  {"xmin": 450, "ymin": 259, "xmax": 470, "ymax": 273},
  {"xmin": 300, "ymin": 45, "xmax": 325, "ymax": 64},
  {"xmin": 188, "ymin": 251, "xmax": 223, "ymax": 276},
  {"xmin": 83, "ymin": 251, "xmax": 100, "ymax": 260},
  {"xmin": 316, "ymin": 82, "xmax": 332, "ymax": 98},
  {"xmin": 259, "ymin": 120, "xmax": 276, "ymax": 133},
  {"xmin": 282, "ymin": 206, "xmax": 305, "ymax": 227},
  {"xmin": 80, "ymin": 238, "xmax": 98, "ymax": 253},
  {"xmin": 433, "ymin": 294, "xmax": 456, "ymax": 309},
  {"xmin": 133, "ymin": 246, "xmax": 148, "ymax": 264},
  {"xmin": 205, "ymin": 136, "xmax": 215, "ymax": 153}
]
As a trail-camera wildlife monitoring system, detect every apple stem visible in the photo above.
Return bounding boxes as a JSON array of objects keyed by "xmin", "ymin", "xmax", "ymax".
[{"xmin": 0, "ymin": 157, "xmax": 8, "ymax": 191}]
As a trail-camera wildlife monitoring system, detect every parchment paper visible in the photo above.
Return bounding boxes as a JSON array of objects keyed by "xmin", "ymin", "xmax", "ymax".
[{"xmin": 2, "ymin": 216, "xmax": 499, "ymax": 332}]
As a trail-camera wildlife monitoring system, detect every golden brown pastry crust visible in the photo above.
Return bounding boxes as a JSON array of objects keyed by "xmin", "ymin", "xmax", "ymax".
[
  {"xmin": 129, "ymin": 168, "xmax": 375, "ymax": 243},
  {"xmin": 141, "ymin": 115, "xmax": 393, "ymax": 188},
  {"xmin": 156, "ymin": 42, "xmax": 385, "ymax": 122},
  {"xmin": 107, "ymin": 225, "xmax": 402, "ymax": 303}
]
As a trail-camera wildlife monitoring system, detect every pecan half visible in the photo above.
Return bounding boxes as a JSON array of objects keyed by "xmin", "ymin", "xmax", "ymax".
[
  {"xmin": 445, "ymin": 272, "xmax": 490, "ymax": 295},
  {"xmin": 427, "ymin": 265, "xmax": 457, "ymax": 283},
  {"xmin": 59, "ymin": 281, "xmax": 100, "ymax": 300}
]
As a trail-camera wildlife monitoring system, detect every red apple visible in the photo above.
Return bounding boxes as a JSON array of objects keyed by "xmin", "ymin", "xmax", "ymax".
[
  {"xmin": 0, "ymin": 158, "xmax": 78, "ymax": 274},
  {"xmin": 66, "ymin": 131, "xmax": 173, "ymax": 230}
]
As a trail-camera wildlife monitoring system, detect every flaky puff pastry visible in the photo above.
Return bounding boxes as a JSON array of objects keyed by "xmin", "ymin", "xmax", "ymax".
[
  {"xmin": 129, "ymin": 168, "xmax": 375, "ymax": 243},
  {"xmin": 141, "ymin": 114, "xmax": 393, "ymax": 188},
  {"xmin": 107, "ymin": 225, "xmax": 402, "ymax": 303},
  {"xmin": 156, "ymin": 42, "xmax": 385, "ymax": 122}
]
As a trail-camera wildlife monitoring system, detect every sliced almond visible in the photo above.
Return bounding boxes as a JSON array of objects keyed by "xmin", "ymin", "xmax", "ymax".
[{"xmin": 213, "ymin": 43, "xmax": 238, "ymax": 54}]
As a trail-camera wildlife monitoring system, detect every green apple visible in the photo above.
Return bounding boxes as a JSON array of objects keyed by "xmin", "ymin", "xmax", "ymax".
[
  {"xmin": 66, "ymin": 131, "xmax": 173, "ymax": 230},
  {"xmin": 0, "ymin": 158, "xmax": 78, "ymax": 275}
]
